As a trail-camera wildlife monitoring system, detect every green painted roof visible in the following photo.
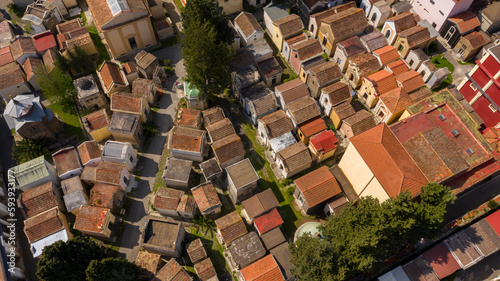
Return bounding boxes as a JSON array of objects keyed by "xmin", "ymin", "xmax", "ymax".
[
  {"xmin": 184, "ymin": 81, "xmax": 200, "ymax": 99},
  {"xmin": 9, "ymin": 156, "xmax": 50, "ymax": 188}
]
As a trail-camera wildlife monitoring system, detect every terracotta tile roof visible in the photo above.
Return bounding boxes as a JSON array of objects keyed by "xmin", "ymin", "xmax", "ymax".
[
  {"xmin": 294, "ymin": 166, "xmax": 341, "ymax": 207},
  {"xmin": 286, "ymin": 96, "xmax": 321, "ymax": 125},
  {"xmin": 292, "ymin": 39, "xmax": 322, "ymax": 61},
  {"xmin": 82, "ymin": 109, "xmax": 109, "ymax": 131},
  {"xmin": 0, "ymin": 63, "xmax": 25, "ymax": 89},
  {"xmin": 135, "ymin": 251, "xmax": 162, "ymax": 278},
  {"xmin": 212, "ymin": 134, "xmax": 245, "ymax": 164},
  {"xmin": 321, "ymin": 8, "xmax": 369, "ymax": 42},
  {"xmin": 191, "ymin": 182, "xmax": 221, "ymax": 213},
  {"xmin": 99, "ymin": 61, "xmax": 126, "ymax": 91},
  {"xmin": 153, "ymin": 188, "xmax": 183, "ymax": 211},
  {"xmin": 9, "ymin": 37, "xmax": 36, "ymax": 61},
  {"xmin": 253, "ymin": 208, "xmax": 283, "ymax": 234},
  {"xmin": 177, "ymin": 195, "xmax": 196, "ymax": 215},
  {"xmin": 19, "ymin": 182, "xmax": 57, "ymax": 217},
  {"xmin": 42, "ymin": 49, "xmax": 57, "ymax": 72},
  {"xmin": 310, "ymin": 130, "xmax": 338, "ymax": 153},
  {"xmin": 398, "ymin": 25, "xmax": 430, "ymax": 48},
  {"xmin": 77, "ymin": 140, "xmax": 101, "ymax": 165},
  {"xmin": 259, "ymin": 110, "xmax": 293, "ymax": 139},
  {"xmin": 152, "ymin": 259, "xmax": 191, "ymax": 281},
  {"xmin": 284, "ymin": 33, "xmax": 307, "ymax": 47},
  {"xmin": 132, "ymin": 78, "xmax": 153, "ymax": 96},
  {"xmin": 385, "ymin": 59, "xmax": 409, "ymax": 76},
  {"xmin": 322, "ymin": 82, "xmax": 351, "ymax": 106},
  {"xmin": 310, "ymin": 2, "xmax": 356, "ymax": 22},
  {"xmin": 234, "ymin": 12, "xmax": 263, "ymax": 38},
  {"xmin": 215, "ymin": 211, "xmax": 248, "ymax": 245},
  {"xmin": 57, "ymin": 18, "xmax": 81, "ymax": 33},
  {"xmin": 332, "ymin": 99, "xmax": 356, "ymax": 119},
  {"xmin": 203, "ymin": 107, "xmax": 225, "ymax": 127},
  {"xmin": 24, "ymin": 207, "xmax": 64, "ymax": 243},
  {"xmin": 171, "ymin": 126, "xmax": 205, "ymax": 153},
  {"xmin": 360, "ymin": 31, "xmax": 388, "ymax": 52},
  {"xmin": 22, "ymin": 57, "xmax": 42, "ymax": 80},
  {"xmin": 342, "ymin": 110, "xmax": 376, "ymax": 136},
  {"xmin": 373, "ymin": 45, "xmax": 400, "ymax": 65},
  {"xmin": 90, "ymin": 183, "xmax": 122, "ymax": 209},
  {"xmin": 379, "ymin": 88, "xmax": 413, "ymax": 113},
  {"xmin": 74, "ymin": 205, "xmax": 109, "ymax": 233},
  {"xmin": 194, "ymin": 258, "xmax": 217, "ymax": 281},
  {"xmin": 364, "ymin": 70, "xmax": 398, "ymax": 95},
  {"xmin": 273, "ymin": 14, "xmax": 303, "ymax": 38},
  {"xmin": 242, "ymin": 189, "xmax": 279, "ymax": 219},
  {"xmin": 350, "ymin": 124, "xmax": 428, "ymax": 198},
  {"xmin": 241, "ymin": 255, "xmax": 285, "ymax": 281},
  {"xmin": 422, "ymin": 242, "xmax": 461, "ymax": 280},
  {"xmin": 298, "ymin": 116, "xmax": 327, "ymax": 138},
  {"xmin": 462, "ymin": 31, "xmax": 489, "ymax": 49},
  {"xmin": 338, "ymin": 36, "xmax": 366, "ymax": 57},
  {"xmin": 111, "ymin": 92, "xmax": 143, "ymax": 114},
  {"xmin": 123, "ymin": 62, "xmax": 137, "ymax": 74},
  {"xmin": 52, "ymin": 147, "xmax": 82, "ymax": 177},
  {"xmin": 275, "ymin": 78, "xmax": 310, "ymax": 105},
  {"xmin": 389, "ymin": 12, "xmax": 417, "ymax": 32},
  {"xmin": 0, "ymin": 46, "xmax": 13, "ymax": 67},
  {"xmin": 187, "ymin": 238, "xmax": 207, "ymax": 264},
  {"xmin": 177, "ymin": 107, "xmax": 201, "ymax": 128},
  {"xmin": 206, "ymin": 118, "xmax": 236, "ymax": 142},
  {"xmin": 86, "ymin": 0, "xmax": 150, "ymax": 31},
  {"xmin": 257, "ymin": 57, "xmax": 284, "ymax": 78},
  {"xmin": 95, "ymin": 161, "xmax": 127, "ymax": 185},
  {"xmin": 33, "ymin": 31, "xmax": 56, "ymax": 53},
  {"xmin": 277, "ymin": 142, "xmax": 312, "ymax": 171},
  {"xmin": 350, "ymin": 53, "xmax": 380, "ymax": 77},
  {"xmin": 448, "ymin": 11, "xmax": 480, "ymax": 33},
  {"xmin": 396, "ymin": 70, "xmax": 425, "ymax": 93},
  {"xmin": 308, "ymin": 61, "xmax": 341, "ymax": 86}
]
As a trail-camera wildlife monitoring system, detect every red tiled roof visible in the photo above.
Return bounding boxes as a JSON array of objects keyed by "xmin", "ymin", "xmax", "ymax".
[
  {"xmin": 9, "ymin": 37, "xmax": 36, "ymax": 60},
  {"xmin": 423, "ymin": 242, "xmax": 461, "ymax": 280},
  {"xmin": 52, "ymin": 147, "xmax": 82, "ymax": 177},
  {"xmin": 171, "ymin": 126, "xmax": 205, "ymax": 153},
  {"xmin": 153, "ymin": 188, "xmax": 183, "ymax": 211},
  {"xmin": 123, "ymin": 62, "xmax": 137, "ymax": 74},
  {"xmin": 396, "ymin": 70, "xmax": 425, "ymax": 93},
  {"xmin": 365, "ymin": 70, "xmax": 398, "ymax": 95},
  {"xmin": 448, "ymin": 11, "xmax": 480, "ymax": 34},
  {"xmin": 111, "ymin": 92, "xmax": 143, "ymax": 114},
  {"xmin": 191, "ymin": 182, "xmax": 221, "ymax": 213},
  {"xmin": 86, "ymin": 0, "xmax": 150, "ymax": 31},
  {"xmin": 285, "ymin": 33, "xmax": 307, "ymax": 47},
  {"xmin": 74, "ymin": 205, "xmax": 109, "ymax": 234},
  {"xmin": 57, "ymin": 18, "xmax": 81, "ymax": 33},
  {"xmin": 373, "ymin": 45, "xmax": 400, "ymax": 65},
  {"xmin": 379, "ymin": 87, "xmax": 413, "ymax": 113},
  {"xmin": 350, "ymin": 124, "xmax": 428, "ymax": 198},
  {"xmin": 177, "ymin": 107, "xmax": 201, "ymax": 128},
  {"xmin": 33, "ymin": 31, "xmax": 57, "ymax": 53},
  {"xmin": 152, "ymin": 259, "xmax": 191, "ymax": 281},
  {"xmin": 253, "ymin": 208, "xmax": 283, "ymax": 234},
  {"xmin": 90, "ymin": 183, "xmax": 122, "ymax": 209},
  {"xmin": 95, "ymin": 161, "xmax": 127, "ymax": 185},
  {"xmin": 77, "ymin": 140, "xmax": 101, "ymax": 165},
  {"xmin": 338, "ymin": 36, "xmax": 366, "ymax": 57},
  {"xmin": 0, "ymin": 46, "xmax": 13, "ymax": 67},
  {"xmin": 24, "ymin": 208, "xmax": 64, "ymax": 243},
  {"xmin": 240, "ymin": 255, "xmax": 284, "ymax": 281},
  {"xmin": 19, "ymin": 182, "xmax": 57, "ymax": 217},
  {"xmin": 82, "ymin": 109, "xmax": 109, "ymax": 131},
  {"xmin": 298, "ymin": 116, "xmax": 327, "ymax": 138},
  {"xmin": 486, "ymin": 209, "xmax": 500, "ymax": 237},
  {"xmin": 294, "ymin": 166, "xmax": 341, "ymax": 207},
  {"xmin": 99, "ymin": 61, "xmax": 125, "ymax": 91},
  {"xmin": 309, "ymin": 130, "xmax": 338, "ymax": 153},
  {"xmin": 385, "ymin": 59, "xmax": 409, "ymax": 76},
  {"xmin": 22, "ymin": 57, "xmax": 42, "ymax": 80}
]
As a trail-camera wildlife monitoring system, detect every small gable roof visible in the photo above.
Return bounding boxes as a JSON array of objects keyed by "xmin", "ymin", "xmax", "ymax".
[
  {"xmin": 273, "ymin": 14, "xmax": 304, "ymax": 38},
  {"xmin": 294, "ymin": 166, "xmax": 341, "ymax": 208},
  {"xmin": 234, "ymin": 12, "xmax": 263, "ymax": 38},
  {"xmin": 447, "ymin": 11, "xmax": 480, "ymax": 34}
]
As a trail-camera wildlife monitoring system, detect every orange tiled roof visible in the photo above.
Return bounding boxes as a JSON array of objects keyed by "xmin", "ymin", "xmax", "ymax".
[
  {"xmin": 448, "ymin": 11, "xmax": 480, "ymax": 33},
  {"xmin": 90, "ymin": 183, "xmax": 122, "ymax": 209},
  {"xmin": 298, "ymin": 116, "xmax": 327, "ymax": 138},
  {"xmin": 24, "ymin": 207, "xmax": 64, "ymax": 243},
  {"xmin": 111, "ymin": 92, "xmax": 143, "ymax": 114},
  {"xmin": 171, "ymin": 126, "xmax": 205, "ymax": 153},
  {"xmin": 385, "ymin": 59, "xmax": 409, "ymax": 76},
  {"xmin": 240, "ymin": 255, "xmax": 284, "ymax": 281},
  {"xmin": 19, "ymin": 182, "xmax": 57, "ymax": 218},
  {"xmin": 74, "ymin": 205, "xmax": 109, "ymax": 233},
  {"xmin": 95, "ymin": 161, "xmax": 126, "ymax": 185},
  {"xmin": 191, "ymin": 182, "xmax": 221, "ymax": 213},
  {"xmin": 294, "ymin": 166, "xmax": 341, "ymax": 207},
  {"xmin": 86, "ymin": 0, "xmax": 150, "ymax": 31},
  {"xmin": 99, "ymin": 61, "xmax": 126, "ymax": 91},
  {"xmin": 379, "ymin": 87, "xmax": 413, "ymax": 113},
  {"xmin": 365, "ymin": 70, "xmax": 398, "ymax": 95},
  {"xmin": 396, "ymin": 70, "xmax": 425, "ymax": 94},
  {"xmin": 177, "ymin": 107, "xmax": 201, "ymax": 128},
  {"xmin": 77, "ymin": 140, "xmax": 101, "ymax": 165},
  {"xmin": 350, "ymin": 124, "xmax": 428, "ymax": 198},
  {"xmin": 82, "ymin": 109, "xmax": 109, "ymax": 131},
  {"xmin": 373, "ymin": 45, "xmax": 400, "ymax": 65}
]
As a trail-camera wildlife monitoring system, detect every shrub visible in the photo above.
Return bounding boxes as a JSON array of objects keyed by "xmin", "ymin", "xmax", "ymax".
[
  {"xmin": 488, "ymin": 199, "xmax": 499, "ymax": 210},
  {"xmin": 248, "ymin": 5, "xmax": 256, "ymax": 13},
  {"xmin": 286, "ymin": 185, "xmax": 296, "ymax": 196}
]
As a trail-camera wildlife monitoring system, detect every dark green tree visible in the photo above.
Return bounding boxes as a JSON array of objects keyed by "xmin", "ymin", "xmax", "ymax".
[
  {"xmin": 86, "ymin": 257, "xmax": 140, "ymax": 281},
  {"xmin": 36, "ymin": 236, "xmax": 106, "ymax": 281},
  {"xmin": 11, "ymin": 138, "xmax": 51, "ymax": 164},
  {"xmin": 181, "ymin": 0, "xmax": 233, "ymax": 99},
  {"xmin": 181, "ymin": 0, "xmax": 233, "ymax": 45},
  {"xmin": 415, "ymin": 183, "xmax": 456, "ymax": 239},
  {"xmin": 55, "ymin": 46, "xmax": 94, "ymax": 76},
  {"xmin": 193, "ymin": 215, "xmax": 215, "ymax": 238},
  {"xmin": 36, "ymin": 65, "xmax": 77, "ymax": 113}
]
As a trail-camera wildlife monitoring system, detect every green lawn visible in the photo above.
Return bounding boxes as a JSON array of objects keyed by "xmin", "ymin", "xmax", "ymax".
[
  {"xmin": 430, "ymin": 54, "xmax": 454, "ymax": 89},
  {"xmin": 87, "ymin": 25, "xmax": 111, "ymax": 64},
  {"xmin": 46, "ymin": 103, "xmax": 85, "ymax": 141},
  {"xmin": 173, "ymin": 0, "xmax": 185, "ymax": 12}
]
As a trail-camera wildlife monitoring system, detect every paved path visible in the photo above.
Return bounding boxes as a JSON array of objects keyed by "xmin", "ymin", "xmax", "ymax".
[{"xmin": 443, "ymin": 51, "xmax": 475, "ymax": 86}]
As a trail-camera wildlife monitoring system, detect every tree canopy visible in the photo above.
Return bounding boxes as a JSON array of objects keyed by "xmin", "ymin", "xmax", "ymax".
[
  {"xmin": 12, "ymin": 138, "xmax": 51, "ymax": 164},
  {"xmin": 36, "ymin": 65, "xmax": 77, "ymax": 113},
  {"xmin": 86, "ymin": 258, "xmax": 140, "ymax": 281},
  {"xmin": 291, "ymin": 183, "xmax": 456, "ymax": 281},
  {"xmin": 55, "ymin": 45, "xmax": 94, "ymax": 76},
  {"xmin": 181, "ymin": 0, "xmax": 233, "ymax": 99},
  {"xmin": 36, "ymin": 236, "xmax": 106, "ymax": 281}
]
